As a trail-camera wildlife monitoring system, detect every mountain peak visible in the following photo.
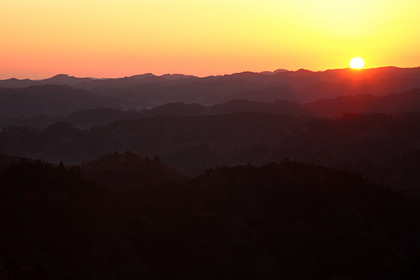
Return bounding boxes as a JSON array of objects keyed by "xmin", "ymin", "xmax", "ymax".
[
  {"xmin": 128, "ymin": 73, "xmax": 156, "ymax": 79},
  {"xmin": 44, "ymin": 74, "xmax": 74, "ymax": 81},
  {"xmin": 42, "ymin": 74, "xmax": 75, "ymax": 82},
  {"xmin": 52, "ymin": 74, "xmax": 70, "ymax": 78},
  {"xmin": 38, "ymin": 74, "xmax": 93, "ymax": 86}
]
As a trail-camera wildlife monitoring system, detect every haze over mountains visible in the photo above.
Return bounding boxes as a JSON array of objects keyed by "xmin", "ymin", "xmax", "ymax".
[
  {"xmin": 1, "ymin": 67, "xmax": 420, "ymax": 108},
  {"xmin": 1, "ymin": 67, "xmax": 420, "ymax": 126},
  {"xmin": 1, "ymin": 86, "xmax": 420, "ymax": 130},
  {"xmin": 2, "ymin": 66, "xmax": 420, "ymax": 181},
  {"xmin": 1, "ymin": 66, "xmax": 420, "ymax": 279}
]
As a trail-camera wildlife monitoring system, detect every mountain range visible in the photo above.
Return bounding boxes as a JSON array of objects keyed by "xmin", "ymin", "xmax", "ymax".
[
  {"xmin": 2, "ymin": 66, "xmax": 420, "ymax": 279},
  {"xmin": 1, "ymin": 67, "xmax": 420, "ymax": 108}
]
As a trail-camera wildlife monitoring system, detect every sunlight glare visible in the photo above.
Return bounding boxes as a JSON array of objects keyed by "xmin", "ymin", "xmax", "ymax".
[{"xmin": 349, "ymin": 57, "xmax": 365, "ymax": 69}]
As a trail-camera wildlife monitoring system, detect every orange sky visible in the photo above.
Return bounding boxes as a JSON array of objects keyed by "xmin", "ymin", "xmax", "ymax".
[{"xmin": 1, "ymin": 0, "xmax": 419, "ymax": 79}]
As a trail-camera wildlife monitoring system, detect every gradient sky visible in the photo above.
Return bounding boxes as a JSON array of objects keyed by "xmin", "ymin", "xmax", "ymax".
[{"xmin": 1, "ymin": 0, "xmax": 419, "ymax": 79}]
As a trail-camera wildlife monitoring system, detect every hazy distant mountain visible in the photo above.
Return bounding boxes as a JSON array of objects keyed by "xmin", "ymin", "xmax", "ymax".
[
  {"xmin": 2, "ymin": 88, "xmax": 420, "ymax": 129},
  {"xmin": 2, "ymin": 67, "xmax": 420, "ymax": 106},
  {"xmin": 0, "ymin": 85, "xmax": 120, "ymax": 117},
  {"xmin": 84, "ymin": 88, "xmax": 420, "ymax": 120},
  {"xmin": 306, "ymin": 88, "xmax": 420, "ymax": 117},
  {"xmin": 143, "ymin": 99, "xmax": 308, "ymax": 117},
  {"xmin": 0, "ymin": 78, "xmax": 36, "ymax": 88},
  {"xmin": 39, "ymin": 74, "xmax": 94, "ymax": 87},
  {"xmin": 2, "ymin": 66, "xmax": 420, "ymax": 129},
  {"xmin": 64, "ymin": 108, "xmax": 143, "ymax": 128},
  {"xmin": 143, "ymin": 102, "xmax": 206, "ymax": 117},
  {"xmin": 206, "ymin": 99, "xmax": 308, "ymax": 116},
  {"xmin": 273, "ymin": 68, "xmax": 289, "ymax": 74},
  {"xmin": 297, "ymin": 67, "xmax": 420, "ymax": 101}
]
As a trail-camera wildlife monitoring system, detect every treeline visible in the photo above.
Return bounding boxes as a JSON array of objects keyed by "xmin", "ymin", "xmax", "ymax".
[{"xmin": 1, "ymin": 154, "xmax": 419, "ymax": 279}]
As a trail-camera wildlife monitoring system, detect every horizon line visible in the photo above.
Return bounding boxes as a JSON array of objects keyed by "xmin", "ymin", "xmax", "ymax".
[{"xmin": 1, "ymin": 65, "xmax": 419, "ymax": 81}]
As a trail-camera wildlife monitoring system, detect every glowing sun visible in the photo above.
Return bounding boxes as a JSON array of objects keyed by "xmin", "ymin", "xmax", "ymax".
[{"xmin": 349, "ymin": 57, "xmax": 365, "ymax": 69}]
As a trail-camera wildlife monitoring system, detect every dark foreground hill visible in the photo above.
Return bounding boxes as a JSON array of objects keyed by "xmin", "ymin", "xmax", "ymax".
[
  {"xmin": 81, "ymin": 152, "xmax": 183, "ymax": 192},
  {"xmin": 0, "ymin": 156, "xmax": 419, "ymax": 279}
]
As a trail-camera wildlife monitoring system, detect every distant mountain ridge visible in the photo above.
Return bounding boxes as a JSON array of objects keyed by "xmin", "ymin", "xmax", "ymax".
[
  {"xmin": 0, "ymin": 84, "xmax": 119, "ymax": 117},
  {"xmin": 2, "ymin": 67, "xmax": 420, "ymax": 106}
]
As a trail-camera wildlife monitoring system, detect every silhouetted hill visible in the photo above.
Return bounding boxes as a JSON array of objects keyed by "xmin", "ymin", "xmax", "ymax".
[
  {"xmin": 207, "ymin": 99, "xmax": 308, "ymax": 116},
  {"xmin": 0, "ymin": 157, "xmax": 418, "ymax": 279},
  {"xmin": 81, "ymin": 152, "xmax": 183, "ymax": 192},
  {"xmin": 0, "ymin": 108, "xmax": 145, "ymax": 130},
  {"xmin": 0, "ymin": 159, "xmax": 150, "ymax": 279},
  {"xmin": 0, "ymin": 78, "xmax": 36, "ymax": 88},
  {"xmin": 65, "ymin": 108, "xmax": 143, "ymax": 128},
  {"xmin": 39, "ymin": 74, "xmax": 94, "ymax": 87},
  {"xmin": 143, "ymin": 102, "xmax": 206, "ymax": 117},
  {"xmin": 0, "ymin": 112, "xmax": 296, "ymax": 163},
  {"xmin": 143, "ymin": 99, "xmax": 308, "ymax": 117},
  {"xmin": 3, "ymin": 87, "xmax": 420, "ymax": 130},
  {"xmin": 0, "ymin": 154, "xmax": 26, "ymax": 170},
  {"xmin": 306, "ymin": 88, "xmax": 420, "ymax": 117},
  {"xmin": 184, "ymin": 161, "xmax": 419, "ymax": 279},
  {"xmin": 0, "ymin": 85, "xmax": 119, "ymax": 117},
  {"xmin": 372, "ymin": 88, "xmax": 420, "ymax": 113},
  {"xmin": 306, "ymin": 94, "xmax": 379, "ymax": 117}
]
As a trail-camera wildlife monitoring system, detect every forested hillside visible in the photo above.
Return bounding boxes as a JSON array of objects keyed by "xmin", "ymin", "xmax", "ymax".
[{"xmin": 1, "ymin": 156, "xmax": 419, "ymax": 279}]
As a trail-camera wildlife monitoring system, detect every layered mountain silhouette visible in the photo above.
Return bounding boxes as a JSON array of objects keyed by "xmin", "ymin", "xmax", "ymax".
[
  {"xmin": 2, "ymin": 66, "xmax": 420, "ymax": 279},
  {"xmin": 2, "ymin": 112, "xmax": 420, "ymax": 197},
  {"xmin": 2, "ymin": 88, "xmax": 420, "ymax": 129},
  {"xmin": 2, "ymin": 67, "xmax": 420, "ymax": 107}
]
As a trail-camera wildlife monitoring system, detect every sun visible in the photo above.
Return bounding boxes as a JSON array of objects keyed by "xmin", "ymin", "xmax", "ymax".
[{"xmin": 349, "ymin": 57, "xmax": 365, "ymax": 69}]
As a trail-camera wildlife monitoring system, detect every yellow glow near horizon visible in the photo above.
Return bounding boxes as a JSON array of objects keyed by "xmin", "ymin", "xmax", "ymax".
[{"xmin": 1, "ymin": 0, "xmax": 419, "ymax": 78}]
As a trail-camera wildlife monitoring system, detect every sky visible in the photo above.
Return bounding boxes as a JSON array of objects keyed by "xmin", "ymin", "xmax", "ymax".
[{"xmin": 1, "ymin": 0, "xmax": 419, "ymax": 79}]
